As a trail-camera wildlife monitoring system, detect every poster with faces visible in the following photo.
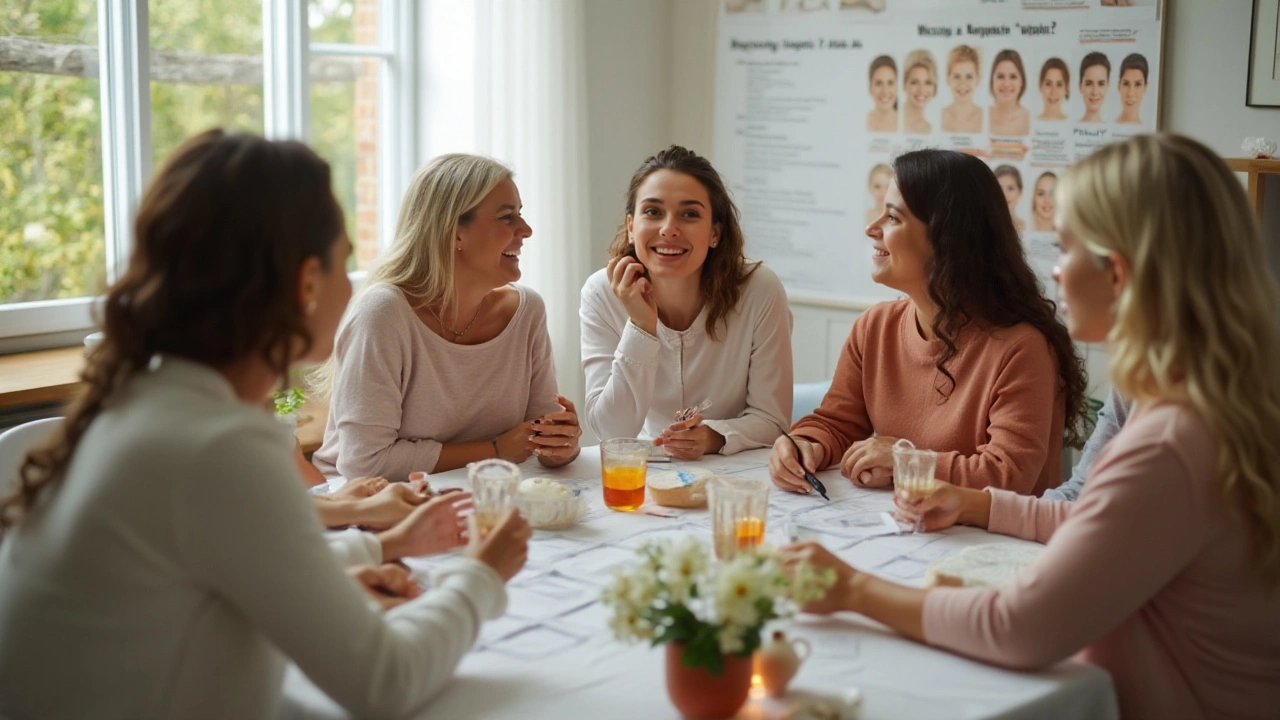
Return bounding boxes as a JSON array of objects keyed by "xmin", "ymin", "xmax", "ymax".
[{"xmin": 712, "ymin": 0, "xmax": 1161, "ymax": 304}]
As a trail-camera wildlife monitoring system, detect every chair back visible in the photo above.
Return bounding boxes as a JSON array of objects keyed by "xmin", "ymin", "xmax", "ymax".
[
  {"xmin": 792, "ymin": 380, "xmax": 832, "ymax": 424},
  {"xmin": 0, "ymin": 417, "xmax": 63, "ymax": 498}
]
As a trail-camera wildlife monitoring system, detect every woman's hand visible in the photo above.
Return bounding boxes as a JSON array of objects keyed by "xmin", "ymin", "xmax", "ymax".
[
  {"xmin": 768, "ymin": 435, "xmax": 822, "ymax": 494},
  {"xmin": 778, "ymin": 541, "xmax": 859, "ymax": 615},
  {"xmin": 531, "ymin": 395, "xmax": 582, "ymax": 467},
  {"xmin": 894, "ymin": 483, "xmax": 991, "ymax": 532},
  {"xmin": 347, "ymin": 563, "xmax": 422, "ymax": 611},
  {"xmin": 840, "ymin": 436, "xmax": 899, "ymax": 488},
  {"xmin": 353, "ymin": 483, "xmax": 430, "ymax": 531},
  {"xmin": 378, "ymin": 491, "xmax": 473, "ymax": 561},
  {"xmin": 495, "ymin": 421, "xmax": 537, "ymax": 463},
  {"xmin": 656, "ymin": 414, "xmax": 725, "ymax": 460},
  {"xmin": 607, "ymin": 255, "xmax": 658, "ymax": 336},
  {"xmin": 330, "ymin": 475, "xmax": 388, "ymax": 501},
  {"xmin": 467, "ymin": 507, "xmax": 531, "ymax": 582}
]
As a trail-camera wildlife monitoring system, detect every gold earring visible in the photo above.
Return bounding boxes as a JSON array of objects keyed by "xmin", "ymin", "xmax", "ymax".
[{"xmin": 306, "ymin": 300, "xmax": 318, "ymax": 316}]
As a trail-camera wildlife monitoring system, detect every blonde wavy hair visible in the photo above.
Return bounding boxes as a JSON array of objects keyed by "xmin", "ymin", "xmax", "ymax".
[
  {"xmin": 1059, "ymin": 133, "xmax": 1280, "ymax": 587},
  {"xmin": 310, "ymin": 153, "xmax": 512, "ymax": 395}
]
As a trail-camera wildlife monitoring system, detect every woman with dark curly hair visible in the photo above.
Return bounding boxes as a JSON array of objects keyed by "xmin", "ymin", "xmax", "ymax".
[{"xmin": 770, "ymin": 148, "xmax": 1087, "ymax": 496}]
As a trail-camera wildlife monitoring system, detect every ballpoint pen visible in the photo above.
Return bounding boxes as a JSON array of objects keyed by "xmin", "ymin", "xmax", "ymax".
[{"xmin": 781, "ymin": 431, "xmax": 829, "ymax": 501}]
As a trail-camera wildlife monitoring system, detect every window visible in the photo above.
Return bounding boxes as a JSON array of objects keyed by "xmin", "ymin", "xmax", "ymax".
[
  {"xmin": 0, "ymin": 0, "xmax": 416, "ymax": 344},
  {"xmin": 0, "ymin": 1, "xmax": 105, "ymax": 308}
]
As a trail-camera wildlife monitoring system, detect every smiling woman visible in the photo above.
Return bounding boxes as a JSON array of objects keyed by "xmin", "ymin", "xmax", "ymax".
[
  {"xmin": 769, "ymin": 149, "xmax": 1087, "ymax": 498},
  {"xmin": 580, "ymin": 146, "xmax": 793, "ymax": 460},
  {"xmin": 311, "ymin": 154, "xmax": 582, "ymax": 480}
]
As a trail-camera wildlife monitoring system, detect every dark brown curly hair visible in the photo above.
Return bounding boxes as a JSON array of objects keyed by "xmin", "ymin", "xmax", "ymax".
[
  {"xmin": 892, "ymin": 149, "xmax": 1089, "ymax": 445},
  {"xmin": 0, "ymin": 129, "xmax": 344, "ymax": 533},
  {"xmin": 607, "ymin": 145, "xmax": 758, "ymax": 341}
]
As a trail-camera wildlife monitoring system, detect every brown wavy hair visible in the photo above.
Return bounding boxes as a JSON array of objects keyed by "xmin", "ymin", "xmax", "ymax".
[
  {"xmin": 607, "ymin": 146, "xmax": 758, "ymax": 341},
  {"xmin": 0, "ymin": 129, "xmax": 343, "ymax": 533},
  {"xmin": 891, "ymin": 149, "xmax": 1088, "ymax": 445}
]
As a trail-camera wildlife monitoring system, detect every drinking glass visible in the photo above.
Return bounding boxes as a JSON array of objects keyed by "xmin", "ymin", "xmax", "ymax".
[
  {"xmin": 468, "ymin": 458, "xmax": 522, "ymax": 538},
  {"xmin": 600, "ymin": 438, "xmax": 649, "ymax": 511},
  {"xmin": 709, "ymin": 476, "xmax": 770, "ymax": 560},
  {"xmin": 892, "ymin": 439, "xmax": 938, "ymax": 532}
]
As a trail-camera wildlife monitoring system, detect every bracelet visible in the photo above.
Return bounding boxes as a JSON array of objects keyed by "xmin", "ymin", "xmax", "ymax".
[{"xmin": 491, "ymin": 437, "xmax": 500, "ymax": 459}]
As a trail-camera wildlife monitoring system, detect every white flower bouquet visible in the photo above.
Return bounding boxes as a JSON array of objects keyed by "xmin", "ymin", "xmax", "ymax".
[{"xmin": 601, "ymin": 536, "xmax": 835, "ymax": 675}]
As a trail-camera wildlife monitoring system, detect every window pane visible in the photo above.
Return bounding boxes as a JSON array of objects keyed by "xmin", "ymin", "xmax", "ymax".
[
  {"xmin": 309, "ymin": 0, "xmax": 378, "ymax": 46},
  {"xmin": 148, "ymin": 0, "xmax": 264, "ymax": 171},
  {"xmin": 311, "ymin": 57, "xmax": 380, "ymax": 271},
  {"xmin": 0, "ymin": 0, "xmax": 106, "ymax": 304}
]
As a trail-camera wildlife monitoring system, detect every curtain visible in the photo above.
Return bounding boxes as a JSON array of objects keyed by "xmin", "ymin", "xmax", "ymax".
[{"xmin": 475, "ymin": 0, "xmax": 593, "ymax": 410}]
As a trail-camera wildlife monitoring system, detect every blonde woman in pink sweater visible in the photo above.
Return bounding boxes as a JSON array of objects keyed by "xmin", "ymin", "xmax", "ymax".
[{"xmin": 784, "ymin": 134, "xmax": 1280, "ymax": 718}]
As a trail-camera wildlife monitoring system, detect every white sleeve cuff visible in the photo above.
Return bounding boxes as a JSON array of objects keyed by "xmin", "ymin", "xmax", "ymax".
[
  {"xmin": 431, "ymin": 558, "xmax": 509, "ymax": 621},
  {"xmin": 326, "ymin": 528, "xmax": 383, "ymax": 568},
  {"xmin": 616, "ymin": 321, "xmax": 662, "ymax": 364}
]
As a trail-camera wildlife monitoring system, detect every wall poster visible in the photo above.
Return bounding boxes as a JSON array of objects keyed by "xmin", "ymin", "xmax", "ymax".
[{"xmin": 714, "ymin": 0, "xmax": 1163, "ymax": 306}]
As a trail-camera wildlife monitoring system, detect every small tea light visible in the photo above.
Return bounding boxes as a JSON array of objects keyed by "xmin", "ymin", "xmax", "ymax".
[{"xmin": 749, "ymin": 671, "xmax": 766, "ymax": 700}]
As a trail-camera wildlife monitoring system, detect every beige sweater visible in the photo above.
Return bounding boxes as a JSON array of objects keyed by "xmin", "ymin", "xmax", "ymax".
[
  {"xmin": 313, "ymin": 283, "xmax": 561, "ymax": 481},
  {"xmin": 0, "ymin": 356, "xmax": 507, "ymax": 720}
]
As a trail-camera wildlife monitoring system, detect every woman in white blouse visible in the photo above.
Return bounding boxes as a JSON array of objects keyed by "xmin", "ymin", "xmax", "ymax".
[
  {"xmin": 580, "ymin": 145, "xmax": 793, "ymax": 459},
  {"xmin": 0, "ymin": 130, "xmax": 530, "ymax": 720}
]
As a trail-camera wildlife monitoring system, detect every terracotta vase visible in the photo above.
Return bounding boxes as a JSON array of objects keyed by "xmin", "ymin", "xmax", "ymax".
[{"xmin": 665, "ymin": 643, "xmax": 753, "ymax": 720}]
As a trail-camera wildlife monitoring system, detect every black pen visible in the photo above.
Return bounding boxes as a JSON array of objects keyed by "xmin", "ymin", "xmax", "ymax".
[{"xmin": 781, "ymin": 431, "xmax": 829, "ymax": 501}]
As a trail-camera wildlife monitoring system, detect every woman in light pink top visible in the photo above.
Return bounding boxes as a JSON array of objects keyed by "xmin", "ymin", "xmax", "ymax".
[
  {"xmin": 782, "ymin": 134, "xmax": 1280, "ymax": 719},
  {"xmin": 312, "ymin": 155, "xmax": 581, "ymax": 479}
]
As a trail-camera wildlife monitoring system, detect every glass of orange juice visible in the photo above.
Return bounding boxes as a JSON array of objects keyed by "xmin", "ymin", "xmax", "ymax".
[
  {"xmin": 468, "ymin": 458, "xmax": 522, "ymax": 538},
  {"xmin": 709, "ymin": 476, "xmax": 770, "ymax": 560},
  {"xmin": 600, "ymin": 438, "xmax": 649, "ymax": 511}
]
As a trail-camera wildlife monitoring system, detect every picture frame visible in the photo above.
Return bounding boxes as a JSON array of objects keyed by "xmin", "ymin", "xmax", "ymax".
[{"xmin": 1247, "ymin": 0, "xmax": 1280, "ymax": 107}]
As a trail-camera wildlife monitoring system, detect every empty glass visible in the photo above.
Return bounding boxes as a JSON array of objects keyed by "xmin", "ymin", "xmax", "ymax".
[{"xmin": 468, "ymin": 458, "xmax": 522, "ymax": 538}]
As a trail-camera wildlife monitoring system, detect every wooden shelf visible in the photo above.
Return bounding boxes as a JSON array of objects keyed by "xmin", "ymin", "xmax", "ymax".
[
  {"xmin": 1225, "ymin": 157, "xmax": 1280, "ymax": 220},
  {"xmin": 0, "ymin": 346, "xmax": 328, "ymax": 456},
  {"xmin": 0, "ymin": 347, "xmax": 84, "ymax": 409}
]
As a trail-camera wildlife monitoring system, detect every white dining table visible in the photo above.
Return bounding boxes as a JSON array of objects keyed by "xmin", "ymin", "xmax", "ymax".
[{"xmin": 279, "ymin": 447, "xmax": 1118, "ymax": 720}]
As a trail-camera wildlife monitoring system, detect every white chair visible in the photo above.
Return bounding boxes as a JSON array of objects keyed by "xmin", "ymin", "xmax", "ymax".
[
  {"xmin": 0, "ymin": 417, "xmax": 63, "ymax": 498},
  {"xmin": 792, "ymin": 380, "xmax": 832, "ymax": 424}
]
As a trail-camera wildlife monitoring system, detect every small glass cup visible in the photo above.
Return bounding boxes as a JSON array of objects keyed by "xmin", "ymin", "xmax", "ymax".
[
  {"xmin": 600, "ymin": 438, "xmax": 649, "ymax": 511},
  {"xmin": 468, "ymin": 458, "xmax": 522, "ymax": 538},
  {"xmin": 709, "ymin": 476, "xmax": 770, "ymax": 560},
  {"xmin": 892, "ymin": 439, "xmax": 938, "ymax": 532}
]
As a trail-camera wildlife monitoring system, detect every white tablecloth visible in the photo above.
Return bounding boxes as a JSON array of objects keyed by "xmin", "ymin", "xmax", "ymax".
[{"xmin": 280, "ymin": 448, "xmax": 1117, "ymax": 720}]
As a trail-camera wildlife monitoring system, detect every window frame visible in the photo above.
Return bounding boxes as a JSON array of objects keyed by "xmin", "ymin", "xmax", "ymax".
[{"xmin": 0, "ymin": 0, "xmax": 417, "ymax": 346}]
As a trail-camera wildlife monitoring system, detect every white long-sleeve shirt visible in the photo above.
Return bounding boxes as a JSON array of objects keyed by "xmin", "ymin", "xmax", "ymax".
[
  {"xmin": 579, "ymin": 263, "xmax": 794, "ymax": 454},
  {"xmin": 0, "ymin": 356, "xmax": 506, "ymax": 720}
]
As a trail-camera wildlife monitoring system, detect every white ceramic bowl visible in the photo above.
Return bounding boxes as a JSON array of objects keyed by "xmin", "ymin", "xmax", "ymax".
[{"xmin": 516, "ymin": 481, "xmax": 587, "ymax": 530}]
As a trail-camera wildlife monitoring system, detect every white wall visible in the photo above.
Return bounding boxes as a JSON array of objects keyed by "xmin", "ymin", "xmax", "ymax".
[
  {"xmin": 584, "ymin": 1, "xmax": 674, "ymax": 264},
  {"xmin": 653, "ymin": 0, "xmax": 1280, "ymax": 392}
]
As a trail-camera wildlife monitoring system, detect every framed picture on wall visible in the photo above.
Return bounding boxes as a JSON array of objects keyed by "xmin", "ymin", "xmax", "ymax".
[{"xmin": 1247, "ymin": 0, "xmax": 1280, "ymax": 107}]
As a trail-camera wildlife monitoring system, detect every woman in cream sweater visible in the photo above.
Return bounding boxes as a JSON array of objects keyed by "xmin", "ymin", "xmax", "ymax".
[{"xmin": 0, "ymin": 130, "xmax": 530, "ymax": 720}]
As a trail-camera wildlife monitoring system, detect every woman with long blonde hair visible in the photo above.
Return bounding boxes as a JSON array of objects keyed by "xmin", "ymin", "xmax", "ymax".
[
  {"xmin": 312, "ymin": 154, "xmax": 581, "ymax": 479},
  {"xmin": 784, "ymin": 134, "xmax": 1280, "ymax": 718}
]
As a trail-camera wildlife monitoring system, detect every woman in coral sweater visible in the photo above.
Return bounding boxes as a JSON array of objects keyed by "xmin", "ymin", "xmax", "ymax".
[
  {"xmin": 770, "ymin": 148, "xmax": 1087, "ymax": 496},
  {"xmin": 784, "ymin": 134, "xmax": 1280, "ymax": 719}
]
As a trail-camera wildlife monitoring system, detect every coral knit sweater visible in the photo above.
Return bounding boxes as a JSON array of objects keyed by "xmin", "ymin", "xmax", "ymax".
[{"xmin": 792, "ymin": 299, "xmax": 1064, "ymax": 495}]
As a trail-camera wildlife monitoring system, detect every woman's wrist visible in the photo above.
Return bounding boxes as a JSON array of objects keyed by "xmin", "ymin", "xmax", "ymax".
[
  {"xmin": 957, "ymin": 488, "xmax": 993, "ymax": 529},
  {"xmin": 377, "ymin": 528, "xmax": 404, "ymax": 563}
]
